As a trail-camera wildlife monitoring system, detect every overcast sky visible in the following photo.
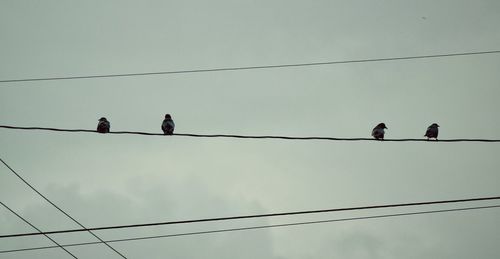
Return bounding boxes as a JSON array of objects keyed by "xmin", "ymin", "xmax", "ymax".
[{"xmin": 1, "ymin": 1, "xmax": 500, "ymax": 258}]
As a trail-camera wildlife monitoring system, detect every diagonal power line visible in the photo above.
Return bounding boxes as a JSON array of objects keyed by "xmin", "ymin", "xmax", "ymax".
[
  {"xmin": 0, "ymin": 201, "xmax": 79, "ymax": 258},
  {"xmin": 1, "ymin": 125, "xmax": 500, "ymax": 142},
  {"xmin": 0, "ymin": 50, "xmax": 499, "ymax": 84},
  {"xmin": 1, "ymin": 204, "xmax": 499, "ymax": 254},
  {"xmin": 1, "ymin": 195, "xmax": 499, "ymax": 239},
  {"xmin": 0, "ymin": 157, "xmax": 129, "ymax": 259}
]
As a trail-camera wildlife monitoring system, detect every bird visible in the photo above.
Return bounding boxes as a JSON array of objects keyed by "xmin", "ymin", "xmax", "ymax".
[
  {"xmin": 161, "ymin": 114, "xmax": 175, "ymax": 135},
  {"xmin": 372, "ymin": 123, "xmax": 387, "ymax": 140},
  {"xmin": 424, "ymin": 123, "xmax": 439, "ymax": 140},
  {"xmin": 97, "ymin": 117, "xmax": 110, "ymax": 133}
]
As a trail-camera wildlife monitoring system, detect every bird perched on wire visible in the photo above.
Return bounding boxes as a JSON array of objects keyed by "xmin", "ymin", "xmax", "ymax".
[
  {"xmin": 372, "ymin": 123, "xmax": 387, "ymax": 140},
  {"xmin": 97, "ymin": 117, "xmax": 110, "ymax": 133},
  {"xmin": 424, "ymin": 123, "xmax": 439, "ymax": 140},
  {"xmin": 161, "ymin": 114, "xmax": 175, "ymax": 135}
]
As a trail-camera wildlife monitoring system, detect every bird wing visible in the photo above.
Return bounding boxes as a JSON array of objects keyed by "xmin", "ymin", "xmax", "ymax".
[
  {"xmin": 162, "ymin": 120, "xmax": 175, "ymax": 131},
  {"xmin": 425, "ymin": 127, "xmax": 438, "ymax": 137},
  {"xmin": 97, "ymin": 121, "xmax": 109, "ymax": 132},
  {"xmin": 424, "ymin": 127, "xmax": 431, "ymax": 136},
  {"xmin": 372, "ymin": 128, "xmax": 384, "ymax": 138},
  {"xmin": 161, "ymin": 120, "xmax": 167, "ymax": 131}
]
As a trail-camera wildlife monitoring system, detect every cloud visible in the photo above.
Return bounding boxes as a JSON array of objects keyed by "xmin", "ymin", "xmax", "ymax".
[{"xmin": 1, "ymin": 174, "xmax": 284, "ymax": 259}]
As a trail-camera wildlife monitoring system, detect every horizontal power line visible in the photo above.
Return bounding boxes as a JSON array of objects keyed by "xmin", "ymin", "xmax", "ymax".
[
  {"xmin": 1, "ymin": 196, "xmax": 499, "ymax": 239},
  {"xmin": 1, "ymin": 50, "xmax": 499, "ymax": 84},
  {"xmin": 2, "ymin": 204, "xmax": 499, "ymax": 254},
  {"xmin": 1, "ymin": 125, "xmax": 500, "ymax": 142}
]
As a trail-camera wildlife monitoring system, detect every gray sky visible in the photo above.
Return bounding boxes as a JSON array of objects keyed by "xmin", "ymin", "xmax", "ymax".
[{"xmin": 1, "ymin": 0, "xmax": 500, "ymax": 258}]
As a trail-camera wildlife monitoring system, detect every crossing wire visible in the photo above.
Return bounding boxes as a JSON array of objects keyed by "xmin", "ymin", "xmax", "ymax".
[
  {"xmin": 1, "ymin": 204, "xmax": 499, "ymax": 254},
  {"xmin": 0, "ymin": 50, "xmax": 499, "ymax": 84},
  {"xmin": 0, "ymin": 157, "xmax": 129, "ymax": 259},
  {"xmin": 1, "ymin": 125, "xmax": 500, "ymax": 142},
  {"xmin": 0, "ymin": 201, "xmax": 79, "ymax": 258},
  {"xmin": 2, "ymin": 195, "xmax": 499, "ymax": 239}
]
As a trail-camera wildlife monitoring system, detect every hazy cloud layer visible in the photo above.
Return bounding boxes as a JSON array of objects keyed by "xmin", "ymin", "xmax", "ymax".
[{"xmin": 1, "ymin": 0, "xmax": 500, "ymax": 258}]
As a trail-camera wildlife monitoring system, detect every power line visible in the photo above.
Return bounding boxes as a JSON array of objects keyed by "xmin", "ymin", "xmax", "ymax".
[
  {"xmin": 0, "ymin": 201, "xmax": 79, "ymax": 258},
  {"xmin": 0, "ymin": 50, "xmax": 499, "ymax": 84},
  {"xmin": 1, "ymin": 204, "xmax": 499, "ymax": 254},
  {"xmin": 2, "ymin": 195, "xmax": 499, "ymax": 239},
  {"xmin": 1, "ymin": 125, "xmax": 500, "ymax": 142},
  {"xmin": 0, "ymin": 157, "xmax": 129, "ymax": 259}
]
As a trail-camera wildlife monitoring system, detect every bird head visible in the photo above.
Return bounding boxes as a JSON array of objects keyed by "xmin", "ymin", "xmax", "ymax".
[
  {"xmin": 378, "ymin": 123, "xmax": 387, "ymax": 129},
  {"xmin": 431, "ymin": 123, "xmax": 439, "ymax": 128},
  {"xmin": 99, "ymin": 117, "xmax": 107, "ymax": 122},
  {"xmin": 165, "ymin": 114, "xmax": 172, "ymax": 119}
]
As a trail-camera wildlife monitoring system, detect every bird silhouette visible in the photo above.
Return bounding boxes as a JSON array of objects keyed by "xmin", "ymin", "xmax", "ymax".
[
  {"xmin": 97, "ymin": 117, "xmax": 110, "ymax": 133},
  {"xmin": 425, "ymin": 123, "xmax": 439, "ymax": 140},
  {"xmin": 372, "ymin": 123, "xmax": 387, "ymax": 140},
  {"xmin": 161, "ymin": 114, "xmax": 175, "ymax": 135}
]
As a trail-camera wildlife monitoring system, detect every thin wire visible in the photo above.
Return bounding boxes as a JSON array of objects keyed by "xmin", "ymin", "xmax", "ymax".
[
  {"xmin": 0, "ymin": 201, "xmax": 79, "ymax": 258},
  {"xmin": 0, "ymin": 50, "xmax": 499, "ymax": 84},
  {"xmin": 2, "ymin": 195, "xmax": 499, "ymax": 239},
  {"xmin": 0, "ymin": 157, "xmax": 129, "ymax": 259},
  {"xmin": 1, "ymin": 125, "xmax": 500, "ymax": 142},
  {"xmin": 1, "ymin": 204, "xmax": 499, "ymax": 254}
]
